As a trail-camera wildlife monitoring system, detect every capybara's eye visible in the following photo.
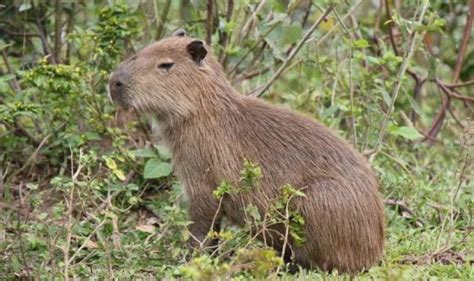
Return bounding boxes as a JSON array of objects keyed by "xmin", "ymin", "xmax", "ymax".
[{"xmin": 157, "ymin": 62, "xmax": 174, "ymax": 71}]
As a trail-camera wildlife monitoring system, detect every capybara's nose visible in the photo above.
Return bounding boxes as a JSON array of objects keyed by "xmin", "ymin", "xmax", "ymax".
[{"xmin": 108, "ymin": 69, "xmax": 129, "ymax": 100}]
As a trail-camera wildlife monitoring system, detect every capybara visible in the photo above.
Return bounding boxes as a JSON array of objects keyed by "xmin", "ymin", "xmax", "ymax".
[{"xmin": 108, "ymin": 30, "xmax": 384, "ymax": 273}]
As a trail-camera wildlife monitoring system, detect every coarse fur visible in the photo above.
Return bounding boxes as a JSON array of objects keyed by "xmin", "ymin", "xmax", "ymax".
[{"xmin": 109, "ymin": 33, "xmax": 385, "ymax": 274}]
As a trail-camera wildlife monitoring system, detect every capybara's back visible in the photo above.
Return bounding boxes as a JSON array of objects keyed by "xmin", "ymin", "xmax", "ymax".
[
  {"xmin": 200, "ymin": 97, "xmax": 385, "ymax": 273},
  {"xmin": 108, "ymin": 31, "xmax": 385, "ymax": 273}
]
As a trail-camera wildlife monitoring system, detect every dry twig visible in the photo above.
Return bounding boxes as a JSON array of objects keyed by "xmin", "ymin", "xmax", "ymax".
[
  {"xmin": 252, "ymin": 5, "xmax": 335, "ymax": 97},
  {"xmin": 424, "ymin": 1, "xmax": 474, "ymax": 140},
  {"xmin": 206, "ymin": 0, "xmax": 214, "ymax": 45},
  {"xmin": 154, "ymin": 0, "xmax": 171, "ymax": 40},
  {"xmin": 384, "ymin": 199, "xmax": 425, "ymax": 227},
  {"xmin": 365, "ymin": 0, "xmax": 430, "ymax": 160}
]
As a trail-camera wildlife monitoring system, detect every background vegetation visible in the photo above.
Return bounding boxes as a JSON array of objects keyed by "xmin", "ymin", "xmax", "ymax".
[{"xmin": 0, "ymin": 0, "xmax": 472, "ymax": 279}]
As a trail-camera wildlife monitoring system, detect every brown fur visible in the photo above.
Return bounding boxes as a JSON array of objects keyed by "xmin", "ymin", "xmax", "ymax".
[{"xmin": 109, "ymin": 34, "xmax": 385, "ymax": 273}]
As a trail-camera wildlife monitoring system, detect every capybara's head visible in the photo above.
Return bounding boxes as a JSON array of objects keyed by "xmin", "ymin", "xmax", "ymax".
[{"xmin": 108, "ymin": 29, "xmax": 225, "ymax": 119}]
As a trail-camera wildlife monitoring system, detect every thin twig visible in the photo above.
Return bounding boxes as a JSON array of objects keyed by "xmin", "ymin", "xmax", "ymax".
[
  {"xmin": 379, "ymin": 1, "xmax": 428, "ymax": 125},
  {"xmin": 218, "ymin": 0, "xmax": 235, "ymax": 68},
  {"xmin": 435, "ymin": 129, "xmax": 472, "ymax": 251},
  {"xmin": 0, "ymin": 27, "xmax": 39, "ymax": 37},
  {"xmin": 32, "ymin": 2, "xmax": 52, "ymax": 60},
  {"xmin": 425, "ymin": 1, "xmax": 474, "ymax": 140},
  {"xmin": 206, "ymin": 0, "xmax": 214, "ymax": 45},
  {"xmin": 365, "ymin": 0, "xmax": 430, "ymax": 160},
  {"xmin": 446, "ymin": 79, "xmax": 474, "ymax": 89},
  {"xmin": 154, "ymin": 0, "xmax": 171, "ymax": 40},
  {"xmin": 65, "ymin": 3, "xmax": 75, "ymax": 64},
  {"xmin": 452, "ymin": 2, "xmax": 474, "ymax": 84},
  {"xmin": 348, "ymin": 33, "xmax": 357, "ymax": 146},
  {"xmin": 238, "ymin": 1, "xmax": 267, "ymax": 44},
  {"xmin": 410, "ymin": 75, "xmax": 427, "ymax": 122},
  {"xmin": 67, "ymin": 220, "xmax": 107, "ymax": 264},
  {"xmin": 228, "ymin": 22, "xmax": 281, "ymax": 76},
  {"xmin": 275, "ymin": 197, "xmax": 291, "ymax": 275},
  {"xmin": 0, "ymin": 168, "xmax": 3, "ymax": 212},
  {"xmin": 195, "ymin": 197, "xmax": 223, "ymax": 250},
  {"xmin": 233, "ymin": 66, "xmax": 270, "ymax": 84},
  {"xmin": 54, "ymin": 0, "xmax": 62, "ymax": 64},
  {"xmin": 16, "ymin": 134, "xmax": 51, "ymax": 175},
  {"xmin": 1, "ymin": 49, "xmax": 20, "ymax": 91},
  {"xmin": 384, "ymin": 199, "xmax": 424, "ymax": 227},
  {"xmin": 63, "ymin": 151, "xmax": 76, "ymax": 281},
  {"xmin": 433, "ymin": 82, "xmax": 465, "ymax": 129},
  {"xmin": 16, "ymin": 182, "xmax": 31, "ymax": 278},
  {"xmin": 379, "ymin": 150, "xmax": 415, "ymax": 179},
  {"xmin": 423, "ymin": 91, "xmax": 450, "ymax": 142},
  {"xmin": 301, "ymin": 1, "xmax": 312, "ymax": 28},
  {"xmin": 0, "ymin": 119, "xmax": 40, "ymax": 147},
  {"xmin": 307, "ymin": 1, "xmax": 363, "ymax": 46},
  {"xmin": 385, "ymin": 0, "xmax": 400, "ymax": 56},
  {"xmin": 436, "ymin": 79, "xmax": 474, "ymax": 102},
  {"xmin": 252, "ymin": 5, "xmax": 335, "ymax": 97}
]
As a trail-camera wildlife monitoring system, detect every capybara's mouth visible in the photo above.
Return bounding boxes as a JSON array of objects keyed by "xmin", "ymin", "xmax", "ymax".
[
  {"xmin": 108, "ymin": 70, "xmax": 132, "ymax": 109},
  {"xmin": 107, "ymin": 84, "xmax": 129, "ymax": 110},
  {"xmin": 111, "ymin": 91, "xmax": 131, "ymax": 110},
  {"xmin": 108, "ymin": 67, "xmax": 132, "ymax": 109}
]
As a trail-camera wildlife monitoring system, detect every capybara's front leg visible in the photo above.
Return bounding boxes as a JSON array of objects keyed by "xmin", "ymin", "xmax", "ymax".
[{"xmin": 186, "ymin": 193, "xmax": 222, "ymax": 253}]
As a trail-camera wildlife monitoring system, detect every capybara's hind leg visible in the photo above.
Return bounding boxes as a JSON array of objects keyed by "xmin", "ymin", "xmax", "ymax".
[{"xmin": 294, "ymin": 179, "xmax": 384, "ymax": 273}]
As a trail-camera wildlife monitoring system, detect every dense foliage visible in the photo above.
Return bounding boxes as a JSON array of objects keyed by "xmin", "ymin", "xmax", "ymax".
[{"xmin": 0, "ymin": 0, "xmax": 472, "ymax": 279}]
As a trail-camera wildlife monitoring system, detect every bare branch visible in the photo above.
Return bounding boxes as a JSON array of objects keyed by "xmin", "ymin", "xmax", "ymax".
[
  {"xmin": 365, "ymin": 0, "xmax": 430, "ymax": 160},
  {"xmin": 1, "ymin": 49, "xmax": 20, "ymax": 92},
  {"xmin": 238, "ymin": 1, "xmax": 267, "ymax": 44},
  {"xmin": 425, "ymin": 1, "xmax": 474, "ymax": 140},
  {"xmin": 206, "ymin": 0, "xmax": 214, "ymax": 45},
  {"xmin": 384, "ymin": 199, "xmax": 425, "ymax": 227},
  {"xmin": 452, "ymin": 1, "xmax": 474, "ymax": 84},
  {"xmin": 54, "ymin": 0, "xmax": 62, "ymax": 64},
  {"xmin": 385, "ymin": 0, "xmax": 400, "ymax": 56},
  {"xmin": 228, "ymin": 23, "xmax": 280, "ymax": 76},
  {"xmin": 218, "ymin": 0, "xmax": 234, "ymax": 68},
  {"xmin": 154, "ymin": 0, "xmax": 171, "ymax": 40},
  {"xmin": 0, "ymin": 27, "xmax": 39, "ymax": 37},
  {"xmin": 446, "ymin": 79, "xmax": 474, "ymax": 89},
  {"xmin": 437, "ymin": 79, "xmax": 474, "ymax": 103},
  {"xmin": 252, "ymin": 5, "xmax": 335, "ymax": 97}
]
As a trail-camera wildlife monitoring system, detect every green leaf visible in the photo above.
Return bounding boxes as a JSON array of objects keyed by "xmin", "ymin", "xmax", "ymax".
[
  {"xmin": 213, "ymin": 180, "xmax": 234, "ymax": 199},
  {"xmin": 143, "ymin": 158, "xmax": 172, "ymax": 179},
  {"xmin": 293, "ymin": 189, "xmax": 306, "ymax": 197},
  {"xmin": 281, "ymin": 24, "xmax": 303, "ymax": 45},
  {"xmin": 154, "ymin": 145, "xmax": 171, "ymax": 160},
  {"xmin": 245, "ymin": 204, "xmax": 261, "ymax": 222},
  {"xmin": 19, "ymin": 2, "xmax": 32, "ymax": 12},
  {"xmin": 406, "ymin": 93, "xmax": 424, "ymax": 118},
  {"xmin": 0, "ymin": 74, "xmax": 16, "ymax": 83},
  {"xmin": 128, "ymin": 196, "xmax": 139, "ymax": 205},
  {"xmin": 104, "ymin": 157, "xmax": 117, "ymax": 170},
  {"xmin": 388, "ymin": 126, "xmax": 423, "ymax": 140},
  {"xmin": 380, "ymin": 88, "xmax": 392, "ymax": 107},
  {"xmin": 0, "ymin": 40, "xmax": 13, "ymax": 51},
  {"xmin": 113, "ymin": 169, "xmax": 126, "ymax": 181},
  {"xmin": 26, "ymin": 183, "xmax": 38, "ymax": 190},
  {"xmin": 353, "ymin": 39, "xmax": 369, "ymax": 48},
  {"xmin": 130, "ymin": 148, "xmax": 157, "ymax": 158},
  {"xmin": 366, "ymin": 55, "xmax": 381, "ymax": 65}
]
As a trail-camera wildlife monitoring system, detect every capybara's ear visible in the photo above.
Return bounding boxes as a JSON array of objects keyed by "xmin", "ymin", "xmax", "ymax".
[
  {"xmin": 186, "ymin": 40, "xmax": 207, "ymax": 64},
  {"xmin": 172, "ymin": 28, "xmax": 186, "ymax": 37}
]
